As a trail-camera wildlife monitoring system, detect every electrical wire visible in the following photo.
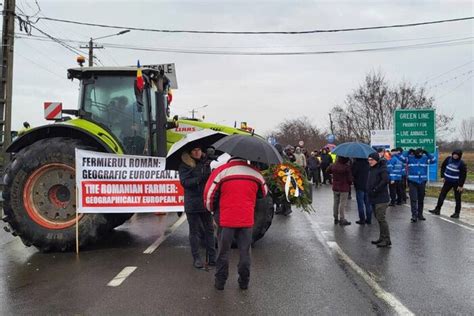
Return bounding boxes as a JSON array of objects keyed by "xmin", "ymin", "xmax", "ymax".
[
  {"xmin": 426, "ymin": 69, "xmax": 473, "ymax": 89},
  {"xmin": 15, "ymin": 32, "xmax": 471, "ymax": 49},
  {"xmin": 27, "ymin": 23, "xmax": 87, "ymax": 57},
  {"xmin": 15, "ymin": 50, "xmax": 65, "ymax": 80},
  {"xmin": 92, "ymin": 37, "xmax": 474, "ymax": 56},
  {"xmin": 423, "ymin": 60, "xmax": 474, "ymax": 83},
  {"xmin": 35, "ymin": 15, "xmax": 474, "ymax": 35},
  {"xmin": 15, "ymin": 34, "xmax": 474, "ymax": 56},
  {"xmin": 436, "ymin": 75, "xmax": 473, "ymax": 99}
]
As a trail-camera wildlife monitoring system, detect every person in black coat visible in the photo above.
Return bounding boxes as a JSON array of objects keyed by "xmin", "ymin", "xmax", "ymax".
[
  {"xmin": 308, "ymin": 151, "xmax": 321, "ymax": 187},
  {"xmin": 352, "ymin": 158, "xmax": 372, "ymax": 224},
  {"xmin": 320, "ymin": 148, "xmax": 333, "ymax": 184},
  {"xmin": 179, "ymin": 146, "xmax": 216, "ymax": 268},
  {"xmin": 429, "ymin": 149, "xmax": 467, "ymax": 218},
  {"xmin": 367, "ymin": 152, "xmax": 391, "ymax": 247}
]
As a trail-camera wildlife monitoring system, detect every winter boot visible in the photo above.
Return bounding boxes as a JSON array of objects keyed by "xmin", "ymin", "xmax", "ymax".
[
  {"xmin": 193, "ymin": 257, "xmax": 204, "ymax": 269},
  {"xmin": 429, "ymin": 208, "xmax": 440, "ymax": 215}
]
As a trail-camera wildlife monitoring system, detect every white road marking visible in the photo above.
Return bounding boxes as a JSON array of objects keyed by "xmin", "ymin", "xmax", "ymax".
[
  {"xmin": 305, "ymin": 213, "xmax": 414, "ymax": 315},
  {"xmin": 402, "ymin": 205, "xmax": 473, "ymax": 232},
  {"xmin": 436, "ymin": 216, "xmax": 474, "ymax": 232},
  {"xmin": 326, "ymin": 242, "xmax": 414, "ymax": 316},
  {"xmin": 143, "ymin": 214, "xmax": 187, "ymax": 254},
  {"xmin": 107, "ymin": 266, "xmax": 137, "ymax": 287}
]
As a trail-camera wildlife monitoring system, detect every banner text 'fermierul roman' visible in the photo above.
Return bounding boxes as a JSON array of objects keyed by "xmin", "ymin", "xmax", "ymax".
[{"xmin": 75, "ymin": 149, "xmax": 185, "ymax": 213}]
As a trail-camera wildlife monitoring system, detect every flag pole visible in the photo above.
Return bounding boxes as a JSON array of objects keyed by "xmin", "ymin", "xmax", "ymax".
[{"xmin": 76, "ymin": 187, "xmax": 79, "ymax": 255}]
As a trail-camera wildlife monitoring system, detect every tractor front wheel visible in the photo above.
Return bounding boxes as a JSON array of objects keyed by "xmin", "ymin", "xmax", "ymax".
[{"xmin": 2, "ymin": 137, "xmax": 109, "ymax": 251}]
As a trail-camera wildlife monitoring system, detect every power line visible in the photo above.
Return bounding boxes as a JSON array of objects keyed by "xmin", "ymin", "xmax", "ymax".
[
  {"xmin": 426, "ymin": 69, "xmax": 473, "ymax": 89},
  {"xmin": 16, "ymin": 32, "xmax": 471, "ymax": 49},
  {"xmin": 89, "ymin": 37, "xmax": 474, "ymax": 56},
  {"xmin": 35, "ymin": 15, "xmax": 474, "ymax": 35},
  {"xmin": 436, "ymin": 75, "xmax": 473, "ymax": 99},
  {"xmin": 15, "ymin": 50, "xmax": 65, "ymax": 80},
  {"xmin": 15, "ymin": 34, "xmax": 474, "ymax": 56},
  {"xmin": 27, "ymin": 23, "xmax": 87, "ymax": 57},
  {"xmin": 423, "ymin": 60, "xmax": 474, "ymax": 83}
]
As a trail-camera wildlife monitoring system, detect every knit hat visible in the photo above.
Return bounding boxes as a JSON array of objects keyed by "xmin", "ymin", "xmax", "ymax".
[
  {"xmin": 452, "ymin": 149, "xmax": 463, "ymax": 159},
  {"xmin": 368, "ymin": 152, "xmax": 380, "ymax": 161}
]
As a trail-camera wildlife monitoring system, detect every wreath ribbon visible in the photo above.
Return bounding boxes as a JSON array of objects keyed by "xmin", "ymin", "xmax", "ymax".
[{"xmin": 284, "ymin": 169, "xmax": 300, "ymax": 202}]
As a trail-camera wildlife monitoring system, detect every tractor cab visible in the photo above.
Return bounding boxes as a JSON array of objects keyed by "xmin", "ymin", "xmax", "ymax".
[{"xmin": 67, "ymin": 67, "xmax": 170, "ymax": 156}]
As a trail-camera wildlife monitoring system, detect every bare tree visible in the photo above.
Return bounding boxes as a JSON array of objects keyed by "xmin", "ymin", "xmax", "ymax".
[
  {"xmin": 330, "ymin": 71, "xmax": 453, "ymax": 143},
  {"xmin": 266, "ymin": 117, "xmax": 326, "ymax": 151},
  {"xmin": 459, "ymin": 117, "xmax": 474, "ymax": 149},
  {"xmin": 459, "ymin": 117, "xmax": 474, "ymax": 142}
]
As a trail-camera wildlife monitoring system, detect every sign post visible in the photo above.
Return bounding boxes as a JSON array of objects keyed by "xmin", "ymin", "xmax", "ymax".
[{"xmin": 394, "ymin": 109, "xmax": 436, "ymax": 153}]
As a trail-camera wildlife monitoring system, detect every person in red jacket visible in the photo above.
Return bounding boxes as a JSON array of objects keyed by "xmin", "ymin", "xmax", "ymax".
[
  {"xmin": 204, "ymin": 157, "xmax": 267, "ymax": 291},
  {"xmin": 327, "ymin": 156, "xmax": 353, "ymax": 226}
]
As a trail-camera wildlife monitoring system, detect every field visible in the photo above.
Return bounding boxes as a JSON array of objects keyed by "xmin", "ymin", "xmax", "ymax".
[{"xmin": 425, "ymin": 151, "xmax": 474, "ymax": 203}]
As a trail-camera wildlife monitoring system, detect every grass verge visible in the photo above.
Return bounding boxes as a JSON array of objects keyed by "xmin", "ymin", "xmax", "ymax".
[{"xmin": 425, "ymin": 186, "xmax": 474, "ymax": 204}]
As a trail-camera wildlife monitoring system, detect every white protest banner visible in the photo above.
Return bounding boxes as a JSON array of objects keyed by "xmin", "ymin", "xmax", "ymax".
[
  {"xmin": 75, "ymin": 149, "xmax": 184, "ymax": 213},
  {"xmin": 370, "ymin": 130, "xmax": 394, "ymax": 149}
]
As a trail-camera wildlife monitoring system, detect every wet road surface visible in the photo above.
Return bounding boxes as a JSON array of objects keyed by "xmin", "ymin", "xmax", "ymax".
[{"xmin": 0, "ymin": 185, "xmax": 473, "ymax": 315}]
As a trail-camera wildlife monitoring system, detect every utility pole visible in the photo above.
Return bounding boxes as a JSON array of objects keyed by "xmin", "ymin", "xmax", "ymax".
[
  {"xmin": 80, "ymin": 31, "xmax": 130, "ymax": 67},
  {"xmin": 0, "ymin": 0, "xmax": 16, "ymax": 163},
  {"xmin": 80, "ymin": 38, "xmax": 103, "ymax": 67},
  {"xmin": 189, "ymin": 104, "xmax": 208, "ymax": 119},
  {"xmin": 328, "ymin": 113, "xmax": 335, "ymax": 135}
]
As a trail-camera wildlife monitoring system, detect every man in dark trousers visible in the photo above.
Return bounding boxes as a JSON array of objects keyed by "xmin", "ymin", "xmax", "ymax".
[
  {"xmin": 320, "ymin": 148, "xmax": 333, "ymax": 184},
  {"xmin": 401, "ymin": 148, "xmax": 436, "ymax": 223},
  {"xmin": 352, "ymin": 158, "xmax": 372, "ymax": 225},
  {"xmin": 204, "ymin": 157, "xmax": 267, "ymax": 290},
  {"xmin": 179, "ymin": 146, "xmax": 216, "ymax": 269},
  {"xmin": 308, "ymin": 151, "xmax": 321, "ymax": 187},
  {"xmin": 387, "ymin": 148, "xmax": 404, "ymax": 206},
  {"xmin": 367, "ymin": 152, "xmax": 391, "ymax": 248},
  {"xmin": 429, "ymin": 150, "xmax": 467, "ymax": 218}
]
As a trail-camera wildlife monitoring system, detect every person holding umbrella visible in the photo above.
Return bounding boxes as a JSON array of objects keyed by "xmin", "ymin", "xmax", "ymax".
[
  {"xmin": 204, "ymin": 157, "xmax": 268, "ymax": 290},
  {"xmin": 204, "ymin": 134, "xmax": 279, "ymax": 290},
  {"xmin": 179, "ymin": 145, "xmax": 216, "ymax": 269},
  {"xmin": 367, "ymin": 152, "xmax": 391, "ymax": 248}
]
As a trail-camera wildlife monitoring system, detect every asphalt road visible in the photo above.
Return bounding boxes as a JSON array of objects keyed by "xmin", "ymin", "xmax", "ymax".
[{"xmin": 0, "ymin": 186, "xmax": 473, "ymax": 315}]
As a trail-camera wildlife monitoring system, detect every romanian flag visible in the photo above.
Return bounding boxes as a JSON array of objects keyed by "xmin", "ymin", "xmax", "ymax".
[{"xmin": 136, "ymin": 60, "xmax": 144, "ymax": 91}]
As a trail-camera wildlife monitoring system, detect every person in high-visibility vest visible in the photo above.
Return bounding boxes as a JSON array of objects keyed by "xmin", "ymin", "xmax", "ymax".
[
  {"xmin": 429, "ymin": 150, "xmax": 467, "ymax": 218},
  {"xmin": 400, "ymin": 148, "xmax": 436, "ymax": 222},
  {"xmin": 17, "ymin": 121, "xmax": 31, "ymax": 136}
]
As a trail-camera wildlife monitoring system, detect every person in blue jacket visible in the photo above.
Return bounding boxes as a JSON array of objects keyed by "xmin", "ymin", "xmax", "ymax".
[
  {"xmin": 387, "ymin": 148, "xmax": 404, "ymax": 206},
  {"xmin": 402, "ymin": 148, "xmax": 436, "ymax": 222},
  {"xmin": 429, "ymin": 150, "xmax": 467, "ymax": 218}
]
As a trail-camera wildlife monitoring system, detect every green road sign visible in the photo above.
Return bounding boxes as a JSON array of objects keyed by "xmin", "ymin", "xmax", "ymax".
[{"xmin": 394, "ymin": 109, "xmax": 436, "ymax": 153}]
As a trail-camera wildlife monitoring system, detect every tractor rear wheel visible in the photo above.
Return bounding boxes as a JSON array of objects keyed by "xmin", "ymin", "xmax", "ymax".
[
  {"xmin": 252, "ymin": 195, "xmax": 274, "ymax": 244},
  {"xmin": 2, "ymin": 137, "xmax": 115, "ymax": 251}
]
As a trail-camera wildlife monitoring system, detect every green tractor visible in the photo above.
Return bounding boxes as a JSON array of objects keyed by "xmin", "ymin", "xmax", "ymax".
[{"xmin": 2, "ymin": 66, "xmax": 274, "ymax": 252}]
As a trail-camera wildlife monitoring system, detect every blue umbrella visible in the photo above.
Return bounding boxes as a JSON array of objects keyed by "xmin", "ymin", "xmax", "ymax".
[{"xmin": 331, "ymin": 142, "xmax": 376, "ymax": 159}]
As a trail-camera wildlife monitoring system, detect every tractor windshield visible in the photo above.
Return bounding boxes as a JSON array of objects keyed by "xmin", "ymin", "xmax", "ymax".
[{"xmin": 82, "ymin": 76, "xmax": 148, "ymax": 155}]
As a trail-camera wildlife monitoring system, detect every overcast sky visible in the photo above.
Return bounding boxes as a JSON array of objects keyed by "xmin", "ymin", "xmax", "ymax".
[{"xmin": 8, "ymin": 0, "xmax": 474, "ymax": 140}]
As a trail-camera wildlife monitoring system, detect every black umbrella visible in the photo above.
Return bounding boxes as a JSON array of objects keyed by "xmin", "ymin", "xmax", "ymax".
[
  {"xmin": 212, "ymin": 134, "xmax": 283, "ymax": 165},
  {"xmin": 166, "ymin": 129, "xmax": 227, "ymax": 170}
]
